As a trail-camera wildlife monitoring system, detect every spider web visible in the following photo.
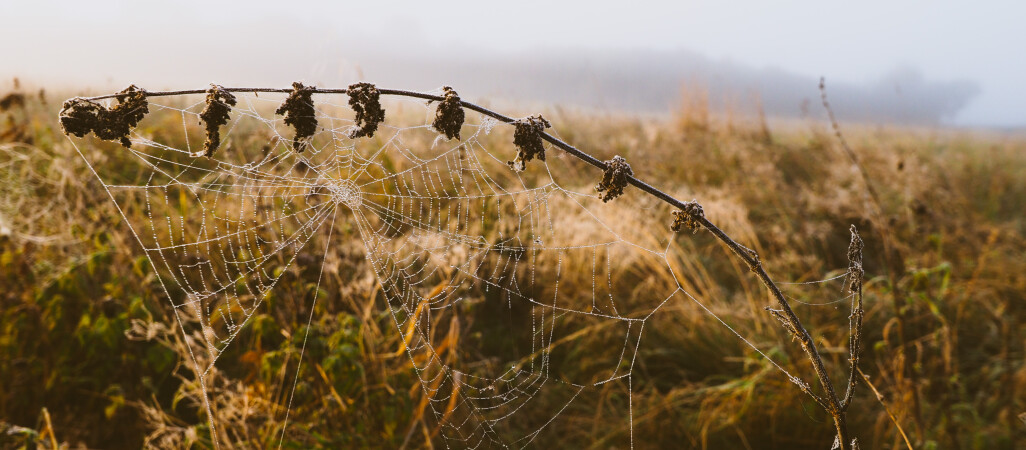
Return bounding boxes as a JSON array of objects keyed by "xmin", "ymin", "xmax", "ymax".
[{"xmin": 64, "ymin": 88, "xmax": 839, "ymax": 448}]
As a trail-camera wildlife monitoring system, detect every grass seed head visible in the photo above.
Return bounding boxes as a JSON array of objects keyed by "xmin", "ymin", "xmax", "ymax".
[
  {"xmin": 346, "ymin": 82, "xmax": 385, "ymax": 139},
  {"xmin": 58, "ymin": 85, "xmax": 149, "ymax": 148},
  {"xmin": 275, "ymin": 82, "xmax": 318, "ymax": 152},
  {"xmin": 432, "ymin": 86, "xmax": 464, "ymax": 141},
  {"xmin": 596, "ymin": 155, "xmax": 633, "ymax": 202},
  {"xmin": 508, "ymin": 114, "xmax": 551, "ymax": 172},
  {"xmin": 198, "ymin": 85, "xmax": 237, "ymax": 157}
]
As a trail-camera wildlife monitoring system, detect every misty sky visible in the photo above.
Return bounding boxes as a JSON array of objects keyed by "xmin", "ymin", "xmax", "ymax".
[{"xmin": 2, "ymin": 0, "xmax": 1023, "ymax": 127}]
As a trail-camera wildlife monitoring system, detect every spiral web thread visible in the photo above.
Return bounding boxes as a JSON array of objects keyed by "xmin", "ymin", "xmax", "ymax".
[{"xmin": 65, "ymin": 89, "xmax": 847, "ymax": 448}]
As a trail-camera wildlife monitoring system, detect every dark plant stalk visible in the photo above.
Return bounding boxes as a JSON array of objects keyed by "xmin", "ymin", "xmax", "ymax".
[
  {"xmin": 841, "ymin": 225, "xmax": 865, "ymax": 412},
  {"xmin": 820, "ymin": 78, "xmax": 923, "ymax": 442},
  {"xmin": 77, "ymin": 84, "xmax": 866, "ymax": 448}
]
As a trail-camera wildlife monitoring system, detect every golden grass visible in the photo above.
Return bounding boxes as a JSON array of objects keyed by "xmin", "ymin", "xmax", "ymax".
[{"xmin": 1, "ymin": 80, "xmax": 1024, "ymax": 449}]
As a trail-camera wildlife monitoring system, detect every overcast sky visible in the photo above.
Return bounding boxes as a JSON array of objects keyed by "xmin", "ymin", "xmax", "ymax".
[{"xmin": 2, "ymin": 0, "xmax": 1023, "ymax": 127}]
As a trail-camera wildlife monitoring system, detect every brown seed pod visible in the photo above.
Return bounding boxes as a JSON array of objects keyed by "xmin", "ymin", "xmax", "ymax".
[
  {"xmin": 59, "ymin": 85, "xmax": 149, "ymax": 148},
  {"xmin": 507, "ymin": 114, "xmax": 551, "ymax": 172},
  {"xmin": 671, "ymin": 200, "xmax": 705, "ymax": 233},
  {"xmin": 432, "ymin": 86, "xmax": 464, "ymax": 141},
  {"xmin": 275, "ymin": 82, "xmax": 317, "ymax": 152},
  {"xmin": 346, "ymin": 82, "xmax": 385, "ymax": 139},
  {"xmin": 595, "ymin": 155, "xmax": 633, "ymax": 202},
  {"xmin": 198, "ymin": 85, "xmax": 237, "ymax": 157}
]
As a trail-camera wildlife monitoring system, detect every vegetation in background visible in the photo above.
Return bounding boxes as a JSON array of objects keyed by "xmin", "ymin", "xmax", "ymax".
[{"xmin": 1, "ymin": 78, "xmax": 1024, "ymax": 448}]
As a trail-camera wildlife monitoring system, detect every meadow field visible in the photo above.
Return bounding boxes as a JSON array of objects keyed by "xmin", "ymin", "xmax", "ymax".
[{"xmin": 1, "ymin": 79, "xmax": 1024, "ymax": 449}]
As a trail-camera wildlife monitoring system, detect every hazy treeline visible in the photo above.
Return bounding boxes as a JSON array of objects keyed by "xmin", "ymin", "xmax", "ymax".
[{"xmin": 354, "ymin": 47, "xmax": 979, "ymax": 124}]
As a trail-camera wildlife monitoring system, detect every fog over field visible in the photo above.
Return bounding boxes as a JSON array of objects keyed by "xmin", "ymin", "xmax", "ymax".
[
  {"xmin": 1, "ymin": 37, "xmax": 985, "ymax": 126},
  {"xmin": 1, "ymin": 1, "xmax": 1022, "ymax": 128},
  {"xmin": 349, "ymin": 46, "xmax": 981, "ymax": 125}
]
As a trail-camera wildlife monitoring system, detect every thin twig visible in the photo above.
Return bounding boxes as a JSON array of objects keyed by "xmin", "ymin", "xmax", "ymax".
[
  {"xmin": 821, "ymin": 77, "xmax": 923, "ymax": 441},
  {"xmin": 818, "ymin": 78, "xmax": 884, "ymax": 218}
]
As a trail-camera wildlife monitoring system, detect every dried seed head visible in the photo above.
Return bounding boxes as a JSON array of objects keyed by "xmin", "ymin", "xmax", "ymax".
[
  {"xmin": 432, "ymin": 86, "xmax": 464, "ymax": 141},
  {"xmin": 58, "ymin": 99, "xmax": 101, "ymax": 137},
  {"xmin": 847, "ymin": 225, "xmax": 864, "ymax": 293},
  {"xmin": 507, "ymin": 115, "xmax": 551, "ymax": 172},
  {"xmin": 198, "ymin": 85, "xmax": 237, "ymax": 157},
  {"xmin": 346, "ymin": 82, "xmax": 385, "ymax": 139},
  {"xmin": 595, "ymin": 156, "xmax": 633, "ymax": 202},
  {"xmin": 275, "ymin": 82, "xmax": 318, "ymax": 152},
  {"xmin": 59, "ymin": 85, "xmax": 149, "ymax": 148},
  {"xmin": 671, "ymin": 200, "xmax": 705, "ymax": 233},
  {"xmin": 0, "ymin": 92, "xmax": 25, "ymax": 111}
]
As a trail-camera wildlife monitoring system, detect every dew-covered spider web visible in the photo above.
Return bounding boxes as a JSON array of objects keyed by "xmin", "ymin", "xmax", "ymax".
[{"xmin": 64, "ymin": 88, "xmax": 848, "ymax": 448}]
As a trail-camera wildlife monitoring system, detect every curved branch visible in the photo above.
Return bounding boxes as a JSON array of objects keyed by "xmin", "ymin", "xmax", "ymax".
[{"xmin": 76, "ymin": 84, "xmax": 853, "ymax": 446}]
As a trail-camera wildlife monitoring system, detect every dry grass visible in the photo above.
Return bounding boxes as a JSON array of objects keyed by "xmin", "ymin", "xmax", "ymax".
[{"xmin": 1, "ymin": 79, "xmax": 1025, "ymax": 449}]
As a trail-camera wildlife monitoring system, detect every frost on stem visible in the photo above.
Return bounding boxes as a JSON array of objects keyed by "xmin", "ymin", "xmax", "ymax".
[
  {"xmin": 766, "ymin": 307, "xmax": 799, "ymax": 337},
  {"xmin": 432, "ymin": 86, "xmax": 464, "ymax": 141},
  {"xmin": 346, "ymin": 82, "xmax": 385, "ymax": 139},
  {"xmin": 59, "ymin": 85, "xmax": 149, "ymax": 148},
  {"xmin": 596, "ymin": 156, "xmax": 633, "ymax": 202},
  {"xmin": 275, "ymin": 82, "xmax": 317, "ymax": 153},
  {"xmin": 507, "ymin": 115, "xmax": 551, "ymax": 172},
  {"xmin": 671, "ymin": 200, "xmax": 705, "ymax": 233},
  {"xmin": 198, "ymin": 85, "xmax": 237, "ymax": 157}
]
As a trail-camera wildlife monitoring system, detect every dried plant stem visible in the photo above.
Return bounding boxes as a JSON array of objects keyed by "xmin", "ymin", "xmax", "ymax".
[
  {"xmin": 858, "ymin": 368, "xmax": 914, "ymax": 450},
  {"xmin": 841, "ymin": 225, "xmax": 865, "ymax": 411},
  {"xmin": 79, "ymin": 84, "xmax": 865, "ymax": 448},
  {"xmin": 40, "ymin": 407, "xmax": 58, "ymax": 449},
  {"xmin": 818, "ymin": 78, "xmax": 885, "ymax": 217},
  {"xmin": 821, "ymin": 77, "xmax": 923, "ymax": 442}
]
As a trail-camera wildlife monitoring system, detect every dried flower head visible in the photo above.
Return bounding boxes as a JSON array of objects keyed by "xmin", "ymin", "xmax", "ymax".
[
  {"xmin": 275, "ymin": 82, "xmax": 318, "ymax": 152},
  {"xmin": 59, "ymin": 85, "xmax": 149, "ymax": 148},
  {"xmin": 507, "ymin": 115, "xmax": 551, "ymax": 172},
  {"xmin": 671, "ymin": 200, "xmax": 705, "ymax": 233},
  {"xmin": 346, "ymin": 82, "xmax": 385, "ymax": 139},
  {"xmin": 198, "ymin": 85, "xmax": 237, "ymax": 157},
  {"xmin": 847, "ymin": 225, "xmax": 864, "ymax": 293},
  {"xmin": 432, "ymin": 86, "xmax": 464, "ymax": 141},
  {"xmin": 596, "ymin": 156, "xmax": 633, "ymax": 202}
]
